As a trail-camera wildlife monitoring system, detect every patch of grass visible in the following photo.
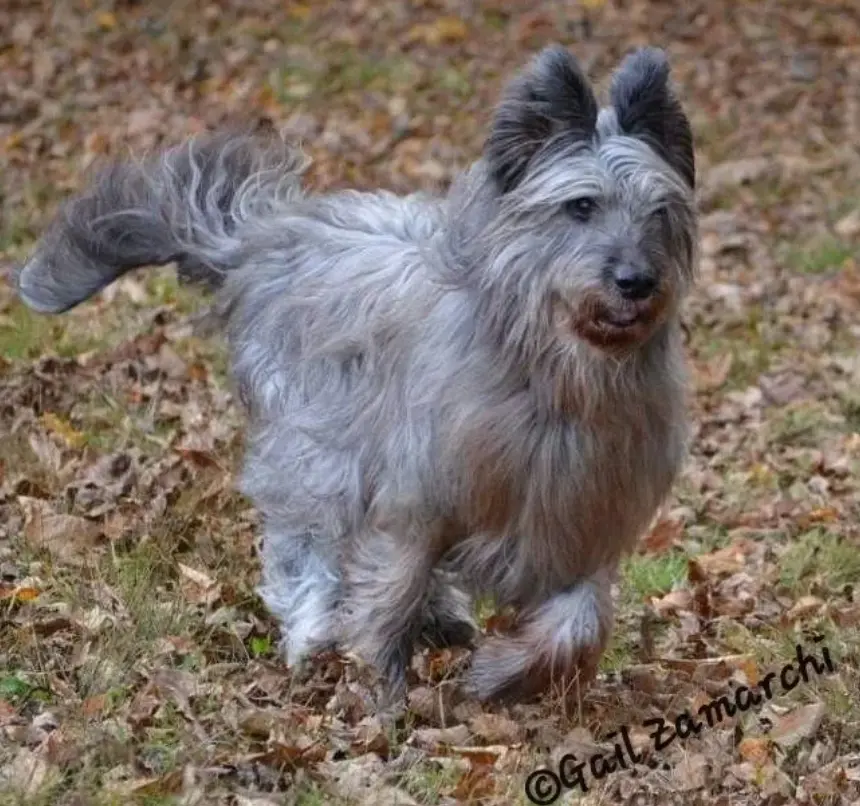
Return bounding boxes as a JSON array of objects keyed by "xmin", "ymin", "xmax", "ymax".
[
  {"xmin": 269, "ymin": 50, "xmax": 420, "ymax": 104},
  {"xmin": 765, "ymin": 401, "xmax": 835, "ymax": 448},
  {"xmin": 621, "ymin": 552, "xmax": 688, "ymax": 605},
  {"xmin": 778, "ymin": 529, "xmax": 860, "ymax": 594},
  {"xmin": 293, "ymin": 781, "xmax": 332, "ymax": 806},
  {"xmin": 0, "ymin": 302, "xmax": 103, "ymax": 361},
  {"xmin": 398, "ymin": 760, "xmax": 462, "ymax": 805},
  {"xmin": 0, "ymin": 782, "xmax": 65, "ymax": 806},
  {"xmin": 692, "ymin": 322, "xmax": 785, "ymax": 391},
  {"xmin": 248, "ymin": 635, "xmax": 273, "ymax": 658},
  {"xmin": 782, "ymin": 236, "xmax": 855, "ymax": 276},
  {"xmin": 838, "ymin": 390, "xmax": 860, "ymax": 433},
  {"xmin": 73, "ymin": 545, "xmax": 191, "ymax": 696},
  {"xmin": 434, "ymin": 66, "xmax": 472, "ymax": 98},
  {"xmin": 0, "ymin": 673, "xmax": 32, "ymax": 702},
  {"xmin": 600, "ymin": 629, "xmax": 637, "ymax": 673}
]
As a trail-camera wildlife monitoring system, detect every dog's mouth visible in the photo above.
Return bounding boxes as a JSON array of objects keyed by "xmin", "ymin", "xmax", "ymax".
[
  {"xmin": 597, "ymin": 309, "xmax": 643, "ymax": 330},
  {"xmin": 554, "ymin": 294, "xmax": 663, "ymax": 350}
]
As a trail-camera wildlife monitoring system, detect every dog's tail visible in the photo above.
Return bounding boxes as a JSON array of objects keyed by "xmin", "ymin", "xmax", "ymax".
[{"xmin": 16, "ymin": 130, "xmax": 306, "ymax": 314}]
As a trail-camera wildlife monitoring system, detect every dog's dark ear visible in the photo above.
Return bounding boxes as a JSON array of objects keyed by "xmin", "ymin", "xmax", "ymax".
[
  {"xmin": 486, "ymin": 45, "xmax": 598, "ymax": 193},
  {"xmin": 610, "ymin": 48, "xmax": 695, "ymax": 188}
]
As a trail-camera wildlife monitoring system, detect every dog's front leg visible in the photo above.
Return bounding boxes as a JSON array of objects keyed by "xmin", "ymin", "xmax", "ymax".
[
  {"xmin": 341, "ymin": 525, "xmax": 438, "ymax": 700},
  {"xmin": 469, "ymin": 566, "xmax": 615, "ymax": 702}
]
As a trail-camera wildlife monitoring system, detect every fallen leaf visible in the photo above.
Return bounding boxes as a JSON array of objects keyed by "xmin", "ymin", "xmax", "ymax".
[
  {"xmin": 738, "ymin": 737, "xmax": 771, "ymax": 765},
  {"xmin": 353, "ymin": 716, "xmax": 390, "ymax": 757},
  {"xmin": 21, "ymin": 501, "xmax": 102, "ymax": 566},
  {"xmin": 693, "ymin": 540, "xmax": 755, "ymax": 576},
  {"xmin": 703, "ymin": 157, "xmax": 774, "ymax": 198},
  {"xmin": 177, "ymin": 562, "xmax": 222, "ymax": 606},
  {"xmin": 835, "ymin": 210, "xmax": 860, "ymax": 238},
  {"xmin": 640, "ymin": 517, "xmax": 684, "ymax": 554},
  {"xmin": 411, "ymin": 724, "xmax": 472, "ymax": 750},
  {"xmin": 651, "ymin": 589, "xmax": 693, "ymax": 616},
  {"xmin": 451, "ymin": 763, "xmax": 495, "ymax": 801},
  {"xmin": 0, "ymin": 584, "xmax": 39, "ymax": 602},
  {"xmin": 407, "ymin": 16, "xmax": 468, "ymax": 46},
  {"xmin": 468, "ymin": 713, "xmax": 522, "ymax": 745},
  {"xmin": 0, "ymin": 748, "xmax": 53, "ymax": 797},
  {"xmin": 769, "ymin": 703, "xmax": 826, "ymax": 748},
  {"xmin": 695, "ymin": 353, "xmax": 734, "ymax": 392},
  {"xmin": 673, "ymin": 753, "xmax": 709, "ymax": 791},
  {"xmin": 785, "ymin": 595, "xmax": 825, "ymax": 621},
  {"xmin": 40, "ymin": 412, "xmax": 86, "ymax": 448},
  {"xmin": 447, "ymin": 746, "xmax": 507, "ymax": 766},
  {"xmin": 95, "ymin": 11, "xmax": 118, "ymax": 30}
]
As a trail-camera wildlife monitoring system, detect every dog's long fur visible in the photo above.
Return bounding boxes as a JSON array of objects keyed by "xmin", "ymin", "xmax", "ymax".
[{"xmin": 16, "ymin": 46, "xmax": 698, "ymax": 701}]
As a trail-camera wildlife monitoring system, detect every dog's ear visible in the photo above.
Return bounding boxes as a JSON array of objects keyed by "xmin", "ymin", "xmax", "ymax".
[
  {"xmin": 610, "ymin": 48, "xmax": 695, "ymax": 188},
  {"xmin": 486, "ymin": 45, "xmax": 598, "ymax": 193}
]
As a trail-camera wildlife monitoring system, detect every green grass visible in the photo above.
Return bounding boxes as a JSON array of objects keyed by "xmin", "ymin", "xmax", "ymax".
[
  {"xmin": 398, "ymin": 760, "xmax": 463, "ymax": 805},
  {"xmin": 294, "ymin": 781, "xmax": 333, "ymax": 806},
  {"xmin": 778, "ymin": 529, "xmax": 860, "ymax": 594},
  {"xmin": 70, "ymin": 545, "xmax": 192, "ymax": 696},
  {"xmin": 783, "ymin": 236, "xmax": 856, "ymax": 276},
  {"xmin": 621, "ymin": 552, "xmax": 689, "ymax": 604},
  {"xmin": 0, "ymin": 303, "xmax": 104, "ymax": 361}
]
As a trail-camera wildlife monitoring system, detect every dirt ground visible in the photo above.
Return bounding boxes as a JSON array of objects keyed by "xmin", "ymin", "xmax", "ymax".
[{"xmin": 1, "ymin": 1, "xmax": 860, "ymax": 804}]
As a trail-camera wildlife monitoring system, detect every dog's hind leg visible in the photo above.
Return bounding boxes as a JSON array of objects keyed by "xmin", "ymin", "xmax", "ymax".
[
  {"xmin": 468, "ymin": 566, "xmax": 615, "ymax": 702},
  {"xmin": 258, "ymin": 524, "xmax": 340, "ymax": 668},
  {"xmin": 341, "ymin": 526, "xmax": 439, "ymax": 698}
]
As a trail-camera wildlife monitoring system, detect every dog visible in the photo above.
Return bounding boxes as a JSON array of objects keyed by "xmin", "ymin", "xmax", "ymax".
[{"xmin": 15, "ymin": 45, "xmax": 697, "ymax": 702}]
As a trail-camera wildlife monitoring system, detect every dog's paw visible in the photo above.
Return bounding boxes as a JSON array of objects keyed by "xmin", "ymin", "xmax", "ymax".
[
  {"xmin": 468, "ymin": 633, "xmax": 603, "ymax": 702},
  {"xmin": 420, "ymin": 582, "xmax": 478, "ymax": 649},
  {"xmin": 467, "ymin": 579, "xmax": 612, "ymax": 702}
]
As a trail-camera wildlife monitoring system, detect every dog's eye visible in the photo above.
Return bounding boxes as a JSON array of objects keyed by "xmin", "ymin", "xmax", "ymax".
[
  {"xmin": 653, "ymin": 206, "xmax": 671, "ymax": 228},
  {"xmin": 564, "ymin": 197, "xmax": 598, "ymax": 222}
]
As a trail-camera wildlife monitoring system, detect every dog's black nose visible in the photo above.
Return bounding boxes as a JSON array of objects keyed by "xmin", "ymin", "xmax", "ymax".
[{"xmin": 613, "ymin": 266, "xmax": 656, "ymax": 300}]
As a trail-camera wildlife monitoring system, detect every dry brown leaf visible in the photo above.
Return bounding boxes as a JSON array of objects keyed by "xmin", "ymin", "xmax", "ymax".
[
  {"xmin": 832, "ymin": 604, "xmax": 860, "ymax": 627},
  {"xmin": 693, "ymin": 540, "xmax": 755, "ymax": 576},
  {"xmin": 673, "ymin": 753, "xmax": 709, "ymax": 791},
  {"xmin": 95, "ymin": 11, "xmax": 118, "ymax": 30},
  {"xmin": 695, "ymin": 353, "xmax": 734, "ymax": 392},
  {"xmin": 411, "ymin": 724, "xmax": 471, "ymax": 750},
  {"xmin": 650, "ymin": 589, "xmax": 693, "ymax": 616},
  {"xmin": 0, "ymin": 748, "xmax": 54, "ymax": 797},
  {"xmin": 21, "ymin": 501, "xmax": 102, "ymax": 566},
  {"xmin": 353, "ymin": 716, "xmax": 390, "ymax": 757},
  {"xmin": 640, "ymin": 517, "xmax": 684, "ymax": 554},
  {"xmin": 769, "ymin": 703, "xmax": 826, "ymax": 748},
  {"xmin": 0, "ymin": 699, "xmax": 17, "ymax": 724},
  {"xmin": 785, "ymin": 595, "xmax": 825, "ymax": 621},
  {"xmin": 0, "ymin": 583, "xmax": 39, "ymax": 602},
  {"xmin": 468, "ymin": 713, "xmax": 522, "ymax": 745},
  {"xmin": 127, "ymin": 689, "xmax": 160, "ymax": 730},
  {"xmin": 447, "ymin": 746, "xmax": 507, "ymax": 766},
  {"xmin": 178, "ymin": 563, "xmax": 222, "ymax": 606},
  {"xmin": 738, "ymin": 737, "xmax": 771, "ymax": 765},
  {"xmin": 451, "ymin": 763, "xmax": 496, "ymax": 802},
  {"xmin": 238, "ymin": 709, "xmax": 277, "ymax": 740},
  {"xmin": 406, "ymin": 16, "xmax": 468, "ymax": 46},
  {"xmin": 406, "ymin": 686, "xmax": 443, "ymax": 723}
]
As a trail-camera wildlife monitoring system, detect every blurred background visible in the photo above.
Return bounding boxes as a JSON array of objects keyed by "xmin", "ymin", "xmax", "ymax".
[{"xmin": 1, "ymin": 2, "xmax": 859, "ymax": 805}]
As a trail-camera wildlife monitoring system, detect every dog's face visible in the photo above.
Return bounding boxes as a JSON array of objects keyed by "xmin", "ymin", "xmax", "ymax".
[{"xmin": 481, "ymin": 47, "xmax": 697, "ymax": 355}]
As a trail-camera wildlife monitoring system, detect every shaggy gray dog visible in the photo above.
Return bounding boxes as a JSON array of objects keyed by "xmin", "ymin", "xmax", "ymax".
[{"xmin": 16, "ymin": 45, "xmax": 697, "ymax": 702}]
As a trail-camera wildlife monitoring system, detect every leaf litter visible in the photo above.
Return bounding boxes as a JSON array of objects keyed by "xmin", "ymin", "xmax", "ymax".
[{"xmin": 2, "ymin": 0, "xmax": 860, "ymax": 804}]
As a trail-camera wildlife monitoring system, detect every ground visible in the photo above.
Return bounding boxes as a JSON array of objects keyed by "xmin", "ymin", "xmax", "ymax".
[{"xmin": 1, "ymin": 1, "xmax": 860, "ymax": 804}]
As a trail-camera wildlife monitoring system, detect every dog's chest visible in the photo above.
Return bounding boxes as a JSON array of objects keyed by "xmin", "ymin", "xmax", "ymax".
[{"xmin": 460, "ymin": 393, "xmax": 684, "ymax": 559}]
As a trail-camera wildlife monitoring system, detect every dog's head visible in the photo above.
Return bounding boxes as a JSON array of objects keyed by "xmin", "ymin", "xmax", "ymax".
[{"xmin": 475, "ymin": 46, "xmax": 697, "ymax": 355}]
